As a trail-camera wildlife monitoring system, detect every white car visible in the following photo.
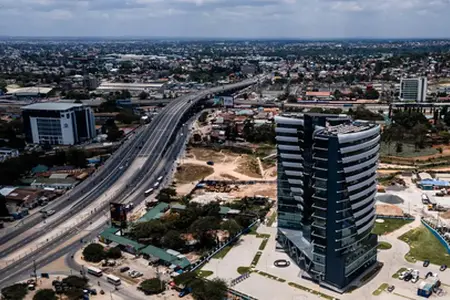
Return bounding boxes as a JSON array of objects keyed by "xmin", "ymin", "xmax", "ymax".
[
  {"xmin": 412, "ymin": 276, "xmax": 419, "ymax": 283},
  {"xmin": 399, "ymin": 271, "xmax": 408, "ymax": 280}
]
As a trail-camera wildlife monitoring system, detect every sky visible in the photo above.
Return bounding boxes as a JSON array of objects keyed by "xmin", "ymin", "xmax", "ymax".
[{"xmin": 0, "ymin": 0, "xmax": 450, "ymax": 38}]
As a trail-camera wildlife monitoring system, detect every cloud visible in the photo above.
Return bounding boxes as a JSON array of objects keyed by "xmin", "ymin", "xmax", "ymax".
[{"xmin": 0, "ymin": 0, "xmax": 449, "ymax": 37}]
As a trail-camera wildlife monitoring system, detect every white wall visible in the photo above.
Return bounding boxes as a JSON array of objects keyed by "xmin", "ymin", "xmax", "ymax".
[
  {"xmin": 60, "ymin": 112, "xmax": 75, "ymax": 145},
  {"xmin": 30, "ymin": 117, "xmax": 40, "ymax": 144}
]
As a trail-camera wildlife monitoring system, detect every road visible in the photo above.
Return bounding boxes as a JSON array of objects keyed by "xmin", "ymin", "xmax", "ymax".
[{"xmin": 0, "ymin": 78, "xmax": 258, "ymax": 288}]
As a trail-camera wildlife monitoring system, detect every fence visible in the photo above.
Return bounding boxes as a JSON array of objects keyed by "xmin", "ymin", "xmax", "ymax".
[{"xmin": 375, "ymin": 215, "xmax": 415, "ymax": 221}]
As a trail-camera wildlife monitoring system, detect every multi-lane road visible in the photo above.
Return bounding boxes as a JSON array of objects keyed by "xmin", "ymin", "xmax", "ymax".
[{"xmin": 0, "ymin": 78, "xmax": 258, "ymax": 288}]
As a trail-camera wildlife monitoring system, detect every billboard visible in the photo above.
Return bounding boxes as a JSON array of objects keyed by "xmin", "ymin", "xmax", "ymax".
[
  {"xmin": 213, "ymin": 96, "xmax": 234, "ymax": 107},
  {"xmin": 110, "ymin": 202, "xmax": 127, "ymax": 229}
]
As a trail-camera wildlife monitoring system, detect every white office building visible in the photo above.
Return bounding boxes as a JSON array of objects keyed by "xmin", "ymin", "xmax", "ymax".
[
  {"xmin": 400, "ymin": 77, "xmax": 428, "ymax": 102},
  {"xmin": 22, "ymin": 103, "xmax": 96, "ymax": 145}
]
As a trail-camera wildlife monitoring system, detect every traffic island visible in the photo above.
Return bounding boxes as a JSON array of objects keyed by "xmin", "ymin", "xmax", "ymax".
[
  {"xmin": 372, "ymin": 283, "xmax": 389, "ymax": 296},
  {"xmin": 377, "ymin": 241, "xmax": 392, "ymax": 250}
]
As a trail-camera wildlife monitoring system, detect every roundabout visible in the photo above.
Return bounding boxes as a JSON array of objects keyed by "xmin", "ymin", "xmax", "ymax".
[{"xmin": 274, "ymin": 259, "xmax": 290, "ymax": 268}]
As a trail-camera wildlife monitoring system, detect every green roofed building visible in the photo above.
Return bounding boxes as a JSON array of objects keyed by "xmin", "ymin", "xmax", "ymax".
[
  {"xmin": 136, "ymin": 202, "xmax": 170, "ymax": 223},
  {"xmin": 140, "ymin": 245, "xmax": 190, "ymax": 269}
]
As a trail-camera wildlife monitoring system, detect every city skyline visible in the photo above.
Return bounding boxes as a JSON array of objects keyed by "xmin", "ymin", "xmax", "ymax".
[{"xmin": 0, "ymin": 0, "xmax": 449, "ymax": 38}]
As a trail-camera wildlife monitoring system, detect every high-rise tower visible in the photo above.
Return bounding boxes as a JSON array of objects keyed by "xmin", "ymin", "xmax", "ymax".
[{"xmin": 275, "ymin": 113, "xmax": 380, "ymax": 292}]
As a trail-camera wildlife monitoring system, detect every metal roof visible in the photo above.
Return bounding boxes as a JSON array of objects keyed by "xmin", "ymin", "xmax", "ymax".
[
  {"xmin": 140, "ymin": 245, "xmax": 191, "ymax": 269},
  {"xmin": 136, "ymin": 203, "xmax": 169, "ymax": 223},
  {"xmin": 22, "ymin": 102, "xmax": 84, "ymax": 111},
  {"xmin": 99, "ymin": 229, "xmax": 145, "ymax": 250}
]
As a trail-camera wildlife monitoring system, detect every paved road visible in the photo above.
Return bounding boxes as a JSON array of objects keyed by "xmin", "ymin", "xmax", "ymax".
[{"xmin": 0, "ymin": 79, "xmax": 257, "ymax": 288}]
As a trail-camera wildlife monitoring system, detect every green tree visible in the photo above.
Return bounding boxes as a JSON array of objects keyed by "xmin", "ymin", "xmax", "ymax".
[
  {"xmin": 66, "ymin": 148, "xmax": 87, "ymax": 168},
  {"xmin": 82, "ymin": 243, "xmax": 105, "ymax": 262},
  {"xmin": 173, "ymin": 271, "xmax": 197, "ymax": 286},
  {"xmin": 392, "ymin": 110, "xmax": 429, "ymax": 130},
  {"xmin": 0, "ymin": 80, "xmax": 7, "ymax": 93},
  {"xmin": 131, "ymin": 220, "xmax": 167, "ymax": 243},
  {"xmin": 221, "ymin": 219, "xmax": 242, "ymax": 236},
  {"xmin": 286, "ymin": 94, "xmax": 297, "ymax": 103},
  {"xmin": 156, "ymin": 188, "xmax": 177, "ymax": 202},
  {"xmin": 62, "ymin": 276, "xmax": 88, "ymax": 300},
  {"xmin": 364, "ymin": 88, "xmax": 380, "ymax": 100},
  {"xmin": 106, "ymin": 247, "xmax": 122, "ymax": 259},
  {"xmin": 33, "ymin": 289, "xmax": 57, "ymax": 300},
  {"xmin": 192, "ymin": 278, "xmax": 228, "ymax": 300},
  {"xmin": 161, "ymin": 230, "xmax": 185, "ymax": 250},
  {"xmin": 1, "ymin": 283, "xmax": 28, "ymax": 300},
  {"xmin": 412, "ymin": 123, "xmax": 428, "ymax": 150},
  {"xmin": 116, "ymin": 111, "xmax": 139, "ymax": 125},
  {"xmin": 138, "ymin": 91, "xmax": 149, "ymax": 100},
  {"xmin": 139, "ymin": 278, "xmax": 165, "ymax": 295}
]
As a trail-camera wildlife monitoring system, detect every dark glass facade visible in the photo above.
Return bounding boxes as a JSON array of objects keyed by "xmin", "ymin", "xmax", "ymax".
[{"xmin": 275, "ymin": 113, "xmax": 380, "ymax": 292}]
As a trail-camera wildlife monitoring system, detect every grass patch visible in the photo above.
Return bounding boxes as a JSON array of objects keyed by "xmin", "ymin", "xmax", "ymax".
[
  {"xmin": 256, "ymin": 271, "xmax": 286, "ymax": 283},
  {"xmin": 251, "ymin": 251, "xmax": 262, "ymax": 266},
  {"xmin": 399, "ymin": 225, "xmax": 450, "ymax": 266},
  {"xmin": 380, "ymin": 142, "xmax": 438, "ymax": 158},
  {"xmin": 175, "ymin": 163, "xmax": 214, "ymax": 183},
  {"xmin": 372, "ymin": 218, "xmax": 413, "ymax": 235},
  {"xmin": 195, "ymin": 270, "xmax": 213, "ymax": 278},
  {"xmin": 247, "ymin": 225, "xmax": 258, "ymax": 235},
  {"xmin": 377, "ymin": 241, "xmax": 392, "ymax": 250},
  {"xmin": 372, "ymin": 283, "xmax": 389, "ymax": 296},
  {"xmin": 267, "ymin": 212, "xmax": 277, "ymax": 227},
  {"xmin": 256, "ymin": 233, "xmax": 270, "ymax": 239},
  {"xmin": 392, "ymin": 267, "xmax": 407, "ymax": 279},
  {"xmin": 288, "ymin": 282, "xmax": 337, "ymax": 300},
  {"xmin": 213, "ymin": 245, "xmax": 233, "ymax": 259},
  {"xmin": 259, "ymin": 238, "xmax": 269, "ymax": 251},
  {"xmin": 237, "ymin": 266, "xmax": 252, "ymax": 275}
]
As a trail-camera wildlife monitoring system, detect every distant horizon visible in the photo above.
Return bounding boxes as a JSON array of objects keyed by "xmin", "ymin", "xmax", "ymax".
[{"xmin": 1, "ymin": 36, "xmax": 450, "ymax": 41}]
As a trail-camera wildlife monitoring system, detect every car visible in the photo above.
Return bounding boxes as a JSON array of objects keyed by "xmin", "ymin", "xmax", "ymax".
[
  {"xmin": 387, "ymin": 285, "xmax": 395, "ymax": 292},
  {"xmin": 404, "ymin": 274, "xmax": 413, "ymax": 281},
  {"xmin": 440, "ymin": 264, "xmax": 447, "ymax": 271},
  {"xmin": 424, "ymin": 260, "xmax": 430, "ymax": 267},
  {"xmin": 120, "ymin": 266, "xmax": 130, "ymax": 273},
  {"xmin": 89, "ymin": 289, "xmax": 97, "ymax": 295},
  {"xmin": 412, "ymin": 276, "xmax": 419, "ymax": 283},
  {"xmin": 425, "ymin": 271, "xmax": 434, "ymax": 279}
]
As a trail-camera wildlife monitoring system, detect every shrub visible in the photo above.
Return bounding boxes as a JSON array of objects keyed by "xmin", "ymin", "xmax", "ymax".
[{"xmin": 82, "ymin": 243, "xmax": 105, "ymax": 262}]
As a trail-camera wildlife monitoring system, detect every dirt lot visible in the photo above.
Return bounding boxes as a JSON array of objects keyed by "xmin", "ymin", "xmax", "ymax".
[
  {"xmin": 234, "ymin": 155, "xmax": 262, "ymax": 178},
  {"xmin": 375, "ymin": 204, "xmax": 404, "ymax": 217},
  {"xmin": 229, "ymin": 183, "xmax": 277, "ymax": 199},
  {"xmin": 175, "ymin": 163, "xmax": 214, "ymax": 183}
]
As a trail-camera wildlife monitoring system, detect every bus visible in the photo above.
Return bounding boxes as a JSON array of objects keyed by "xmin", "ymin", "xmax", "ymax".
[
  {"xmin": 144, "ymin": 188, "xmax": 154, "ymax": 197},
  {"xmin": 153, "ymin": 182, "xmax": 160, "ymax": 188},
  {"xmin": 87, "ymin": 266, "xmax": 103, "ymax": 277},
  {"xmin": 106, "ymin": 274, "xmax": 121, "ymax": 286}
]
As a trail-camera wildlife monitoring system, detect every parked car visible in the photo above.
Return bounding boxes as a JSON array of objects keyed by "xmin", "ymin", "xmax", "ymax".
[
  {"xmin": 440, "ymin": 264, "xmax": 447, "ymax": 271},
  {"xmin": 412, "ymin": 276, "xmax": 419, "ymax": 283},
  {"xmin": 404, "ymin": 274, "xmax": 413, "ymax": 282},
  {"xmin": 399, "ymin": 271, "xmax": 408, "ymax": 280},
  {"xmin": 425, "ymin": 271, "xmax": 434, "ymax": 279},
  {"xmin": 128, "ymin": 270, "xmax": 143, "ymax": 278},
  {"xmin": 423, "ymin": 260, "xmax": 430, "ymax": 267},
  {"xmin": 387, "ymin": 285, "xmax": 395, "ymax": 292},
  {"xmin": 120, "ymin": 266, "xmax": 130, "ymax": 273}
]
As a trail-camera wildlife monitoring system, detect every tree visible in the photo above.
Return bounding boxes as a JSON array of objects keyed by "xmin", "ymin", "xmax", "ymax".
[
  {"xmin": 0, "ymin": 80, "xmax": 7, "ymax": 93},
  {"xmin": 139, "ymin": 278, "xmax": 165, "ymax": 295},
  {"xmin": 1, "ymin": 283, "xmax": 28, "ymax": 300},
  {"xmin": 82, "ymin": 243, "xmax": 105, "ymax": 262},
  {"xmin": 156, "ymin": 188, "xmax": 177, "ymax": 202},
  {"xmin": 173, "ymin": 271, "xmax": 197, "ymax": 286},
  {"xmin": 62, "ymin": 276, "xmax": 88, "ymax": 300},
  {"xmin": 364, "ymin": 88, "xmax": 380, "ymax": 100},
  {"xmin": 33, "ymin": 289, "xmax": 57, "ymax": 300},
  {"xmin": 138, "ymin": 91, "xmax": 149, "ymax": 100},
  {"xmin": 198, "ymin": 111, "xmax": 209, "ymax": 123},
  {"xmin": 161, "ymin": 230, "xmax": 185, "ymax": 250},
  {"xmin": 411, "ymin": 123, "xmax": 428, "ymax": 150},
  {"xmin": 396, "ymin": 142, "xmax": 403, "ymax": 153},
  {"xmin": 106, "ymin": 247, "xmax": 122, "ymax": 259},
  {"xmin": 286, "ymin": 94, "xmax": 297, "ymax": 103},
  {"xmin": 131, "ymin": 220, "xmax": 167, "ymax": 243},
  {"xmin": 66, "ymin": 148, "xmax": 87, "ymax": 168},
  {"xmin": 116, "ymin": 111, "xmax": 139, "ymax": 124},
  {"xmin": 221, "ymin": 219, "xmax": 242, "ymax": 236},
  {"xmin": 392, "ymin": 110, "xmax": 429, "ymax": 130},
  {"xmin": 192, "ymin": 278, "xmax": 228, "ymax": 300}
]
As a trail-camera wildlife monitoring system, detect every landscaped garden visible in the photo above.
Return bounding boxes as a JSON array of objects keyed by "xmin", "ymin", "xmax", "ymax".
[
  {"xmin": 372, "ymin": 218, "xmax": 413, "ymax": 235},
  {"xmin": 399, "ymin": 225, "xmax": 450, "ymax": 266}
]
